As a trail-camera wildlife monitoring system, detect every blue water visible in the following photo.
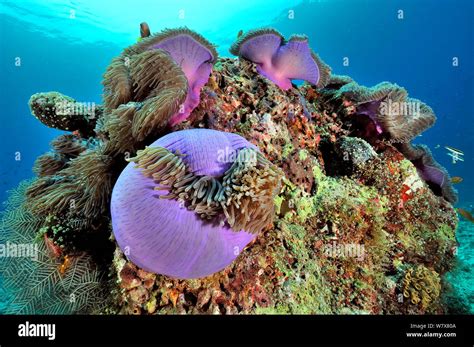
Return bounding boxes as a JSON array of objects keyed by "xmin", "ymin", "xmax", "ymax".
[{"xmin": 0, "ymin": 0, "xmax": 473, "ymax": 312}]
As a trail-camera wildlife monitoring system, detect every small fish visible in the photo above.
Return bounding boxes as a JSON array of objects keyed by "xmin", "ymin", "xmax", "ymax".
[
  {"xmin": 237, "ymin": 29, "xmax": 243, "ymax": 38},
  {"xmin": 445, "ymin": 146, "xmax": 464, "ymax": 155},
  {"xmin": 58, "ymin": 255, "xmax": 72, "ymax": 276},
  {"xmin": 451, "ymin": 176, "xmax": 463, "ymax": 184},
  {"xmin": 140, "ymin": 22, "xmax": 151, "ymax": 38},
  {"xmin": 445, "ymin": 146, "xmax": 464, "ymax": 164},
  {"xmin": 457, "ymin": 208, "xmax": 474, "ymax": 223},
  {"xmin": 435, "ymin": 144, "xmax": 440, "ymax": 149}
]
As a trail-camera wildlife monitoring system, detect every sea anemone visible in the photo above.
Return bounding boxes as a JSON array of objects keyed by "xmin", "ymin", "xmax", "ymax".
[
  {"xmin": 28, "ymin": 92, "xmax": 97, "ymax": 135},
  {"xmin": 51, "ymin": 134, "xmax": 86, "ymax": 158},
  {"xmin": 33, "ymin": 152, "xmax": 66, "ymax": 177},
  {"xmin": 397, "ymin": 143, "xmax": 458, "ymax": 204},
  {"xmin": 137, "ymin": 27, "xmax": 217, "ymax": 125},
  {"xmin": 129, "ymin": 50, "xmax": 188, "ymax": 138},
  {"xmin": 99, "ymin": 103, "xmax": 138, "ymax": 155},
  {"xmin": 27, "ymin": 147, "xmax": 114, "ymax": 219},
  {"xmin": 103, "ymin": 49, "xmax": 188, "ymax": 142},
  {"xmin": 338, "ymin": 82, "xmax": 436, "ymax": 143},
  {"xmin": 336, "ymin": 82, "xmax": 452, "ymax": 202},
  {"xmin": 323, "ymin": 74, "xmax": 353, "ymax": 90},
  {"xmin": 103, "ymin": 25, "xmax": 216, "ymax": 128},
  {"xmin": 111, "ymin": 129, "xmax": 283, "ymax": 279},
  {"xmin": 230, "ymin": 28, "xmax": 331, "ymax": 90}
]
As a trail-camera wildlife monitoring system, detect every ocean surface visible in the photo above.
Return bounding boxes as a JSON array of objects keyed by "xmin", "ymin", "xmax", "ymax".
[{"xmin": 0, "ymin": 0, "xmax": 472, "ymax": 313}]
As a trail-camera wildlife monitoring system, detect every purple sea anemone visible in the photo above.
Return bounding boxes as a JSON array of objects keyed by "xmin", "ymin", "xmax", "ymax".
[
  {"xmin": 102, "ymin": 25, "xmax": 217, "ymax": 144},
  {"xmin": 111, "ymin": 129, "xmax": 282, "ymax": 279},
  {"xmin": 397, "ymin": 143, "xmax": 458, "ymax": 204},
  {"xmin": 145, "ymin": 28, "xmax": 218, "ymax": 125},
  {"xmin": 230, "ymin": 29, "xmax": 331, "ymax": 90},
  {"xmin": 337, "ymin": 81, "xmax": 436, "ymax": 144}
]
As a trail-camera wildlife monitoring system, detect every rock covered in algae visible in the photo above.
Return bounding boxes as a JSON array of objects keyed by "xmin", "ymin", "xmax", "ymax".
[
  {"xmin": 3, "ymin": 25, "xmax": 462, "ymax": 315},
  {"xmin": 29, "ymin": 92, "xmax": 101, "ymax": 136}
]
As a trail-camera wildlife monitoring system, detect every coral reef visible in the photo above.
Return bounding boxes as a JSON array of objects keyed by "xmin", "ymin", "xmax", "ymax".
[
  {"xmin": 328, "ymin": 80, "xmax": 457, "ymax": 203},
  {"xmin": 1, "ymin": 25, "xmax": 461, "ymax": 315}
]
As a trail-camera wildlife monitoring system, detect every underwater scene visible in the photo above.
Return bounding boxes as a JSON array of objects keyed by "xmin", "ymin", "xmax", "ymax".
[{"xmin": 0, "ymin": 0, "xmax": 473, "ymax": 317}]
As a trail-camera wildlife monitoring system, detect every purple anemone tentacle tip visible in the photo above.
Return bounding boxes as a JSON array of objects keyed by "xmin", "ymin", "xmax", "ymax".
[{"xmin": 111, "ymin": 129, "xmax": 283, "ymax": 279}]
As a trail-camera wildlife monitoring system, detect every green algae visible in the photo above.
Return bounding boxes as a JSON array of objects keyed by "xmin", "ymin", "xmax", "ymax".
[
  {"xmin": 281, "ymin": 143, "xmax": 294, "ymax": 159},
  {"xmin": 298, "ymin": 149, "xmax": 308, "ymax": 161},
  {"xmin": 257, "ymin": 221, "xmax": 333, "ymax": 314}
]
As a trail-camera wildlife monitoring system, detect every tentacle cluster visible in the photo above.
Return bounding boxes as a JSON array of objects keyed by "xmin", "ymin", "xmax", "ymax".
[
  {"xmin": 27, "ymin": 147, "xmax": 114, "ymax": 220},
  {"xmin": 129, "ymin": 146, "xmax": 283, "ymax": 234},
  {"xmin": 337, "ymin": 81, "xmax": 436, "ymax": 142},
  {"xmin": 101, "ymin": 26, "xmax": 219, "ymax": 153},
  {"xmin": 102, "ymin": 49, "xmax": 188, "ymax": 148},
  {"xmin": 33, "ymin": 134, "xmax": 87, "ymax": 177}
]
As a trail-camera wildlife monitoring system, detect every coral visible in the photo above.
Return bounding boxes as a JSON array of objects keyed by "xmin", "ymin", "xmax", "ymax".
[
  {"xmin": 28, "ymin": 91, "xmax": 100, "ymax": 135},
  {"xmin": 230, "ymin": 28, "xmax": 331, "ymax": 90},
  {"xmin": 338, "ymin": 136, "xmax": 378, "ymax": 167},
  {"xmin": 402, "ymin": 265, "xmax": 441, "ymax": 311},
  {"xmin": 0, "ymin": 181, "xmax": 107, "ymax": 314},
  {"xmin": 111, "ymin": 129, "xmax": 282, "ymax": 279}
]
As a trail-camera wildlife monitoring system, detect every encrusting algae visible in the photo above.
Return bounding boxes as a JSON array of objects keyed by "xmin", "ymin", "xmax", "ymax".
[{"xmin": 0, "ymin": 23, "xmax": 464, "ymax": 314}]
